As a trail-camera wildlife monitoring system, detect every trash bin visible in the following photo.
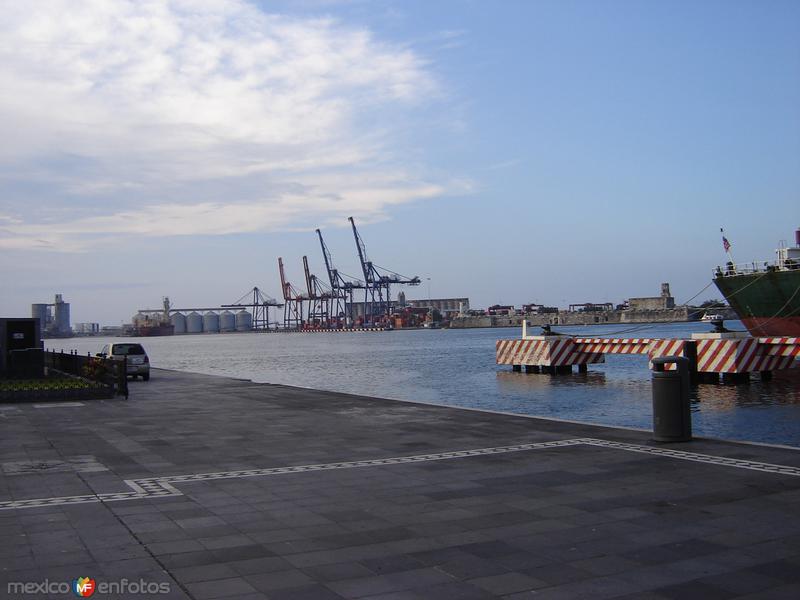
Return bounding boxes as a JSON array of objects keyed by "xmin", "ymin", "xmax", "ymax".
[{"xmin": 651, "ymin": 356, "xmax": 691, "ymax": 442}]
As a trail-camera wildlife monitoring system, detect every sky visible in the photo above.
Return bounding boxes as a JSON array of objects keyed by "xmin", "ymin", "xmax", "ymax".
[{"xmin": 1, "ymin": 0, "xmax": 798, "ymax": 325}]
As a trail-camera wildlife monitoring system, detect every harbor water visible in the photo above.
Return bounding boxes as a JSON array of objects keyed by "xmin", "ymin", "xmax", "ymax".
[{"xmin": 54, "ymin": 321, "xmax": 800, "ymax": 448}]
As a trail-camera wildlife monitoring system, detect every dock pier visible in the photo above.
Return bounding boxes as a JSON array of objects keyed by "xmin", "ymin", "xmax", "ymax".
[
  {"xmin": 2, "ymin": 370, "xmax": 800, "ymax": 598},
  {"xmin": 497, "ymin": 322, "xmax": 800, "ymax": 383}
]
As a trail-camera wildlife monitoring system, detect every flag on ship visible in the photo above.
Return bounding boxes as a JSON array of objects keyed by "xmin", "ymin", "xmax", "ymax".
[{"xmin": 721, "ymin": 228, "xmax": 731, "ymax": 253}]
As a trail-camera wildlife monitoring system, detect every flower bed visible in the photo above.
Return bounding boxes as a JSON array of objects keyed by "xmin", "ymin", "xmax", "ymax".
[{"xmin": 0, "ymin": 376, "xmax": 113, "ymax": 402}]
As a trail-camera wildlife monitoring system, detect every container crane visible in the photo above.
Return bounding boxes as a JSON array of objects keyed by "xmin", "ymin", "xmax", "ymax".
[
  {"xmin": 316, "ymin": 228, "xmax": 365, "ymax": 327},
  {"xmin": 302, "ymin": 255, "xmax": 335, "ymax": 328},
  {"xmin": 348, "ymin": 216, "xmax": 420, "ymax": 324},
  {"xmin": 278, "ymin": 257, "xmax": 305, "ymax": 329}
]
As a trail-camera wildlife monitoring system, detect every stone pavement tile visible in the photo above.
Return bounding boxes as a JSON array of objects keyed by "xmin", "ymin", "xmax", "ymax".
[
  {"xmin": 33, "ymin": 549, "xmax": 94, "ymax": 568},
  {"xmin": 467, "ymin": 572, "xmax": 547, "ymax": 595},
  {"xmin": 738, "ymin": 583, "xmax": 800, "ymax": 599},
  {"xmin": 509, "ymin": 574, "xmax": 646, "ymax": 600},
  {"xmin": 210, "ymin": 544, "xmax": 274, "ymax": 562},
  {"xmin": 228, "ymin": 556, "xmax": 295, "ymax": 575},
  {"xmin": 159, "ymin": 550, "xmax": 220, "ymax": 570},
  {"xmin": 437, "ymin": 554, "xmax": 510, "ymax": 580},
  {"xmin": 409, "ymin": 580, "xmax": 494, "ymax": 600},
  {"xmin": 138, "ymin": 528, "xmax": 194, "ymax": 544},
  {"xmin": 698, "ymin": 569, "xmax": 784, "ymax": 595},
  {"xmin": 176, "ymin": 515, "xmax": 228, "ymax": 529},
  {"xmin": 384, "ymin": 566, "xmax": 455, "ymax": 589},
  {"xmin": 185, "ymin": 576, "xmax": 259, "ymax": 600},
  {"xmin": 245, "ymin": 569, "xmax": 316, "ymax": 592},
  {"xmin": 568, "ymin": 554, "xmax": 641, "ymax": 576},
  {"xmin": 652, "ymin": 580, "xmax": 738, "ymax": 600},
  {"xmin": 267, "ymin": 584, "xmax": 346, "ymax": 600},
  {"xmin": 588, "ymin": 593, "xmax": 669, "ymax": 600},
  {"xmin": 200, "ymin": 534, "xmax": 258, "ymax": 550},
  {"xmin": 459, "ymin": 540, "xmax": 521, "ymax": 559},
  {"xmin": 361, "ymin": 554, "xmax": 426, "ymax": 575},
  {"xmin": 99, "ymin": 557, "xmax": 163, "ymax": 578},
  {"xmin": 302, "ymin": 562, "xmax": 375, "ymax": 582},
  {"xmin": 326, "ymin": 574, "xmax": 411, "ymax": 598},
  {"xmin": 171, "ymin": 563, "xmax": 239, "ymax": 584},
  {"xmin": 88, "ymin": 543, "xmax": 150, "ymax": 563},
  {"xmin": 358, "ymin": 592, "xmax": 423, "ymax": 600},
  {"xmin": 521, "ymin": 562, "xmax": 593, "ymax": 586},
  {"xmin": 148, "ymin": 539, "xmax": 206, "ymax": 555},
  {"xmin": 750, "ymin": 559, "xmax": 800, "ymax": 583}
]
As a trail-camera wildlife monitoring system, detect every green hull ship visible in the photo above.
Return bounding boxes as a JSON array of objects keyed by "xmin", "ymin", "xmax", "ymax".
[{"xmin": 713, "ymin": 232, "xmax": 800, "ymax": 337}]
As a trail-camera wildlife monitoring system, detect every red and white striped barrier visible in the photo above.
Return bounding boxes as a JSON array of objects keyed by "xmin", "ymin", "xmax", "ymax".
[
  {"xmin": 496, "ymin": 338, "xmax": 605, "ymax": 366},
  {"xmin": 497, "ymin": 333, "xmax": 799, "ymax": 375},
  {"xmin": 695, "ymin": 338, "xmax": 800, "ymax": 373}
]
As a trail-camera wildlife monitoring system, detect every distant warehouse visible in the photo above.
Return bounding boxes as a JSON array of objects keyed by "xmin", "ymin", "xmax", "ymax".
[{"xmin": 627, "ymin": 283, "xmax": 675, "ymax": 311}]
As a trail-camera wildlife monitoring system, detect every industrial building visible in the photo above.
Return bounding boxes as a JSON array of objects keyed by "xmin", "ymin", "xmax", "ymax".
[
  {"xmin": 31, "ymin": 294, "xmax": 71, "ymax": 337},
  {"xmin": 405, "ymin": 297, "xmax": 469, "ymax": 316},
  {"xmin": 74, "ymin": 322, "xmax": 100, "ymax": 335},
  {"xmin": 627, "ymin": 283, "xmax": 675, "ymax": 311}
]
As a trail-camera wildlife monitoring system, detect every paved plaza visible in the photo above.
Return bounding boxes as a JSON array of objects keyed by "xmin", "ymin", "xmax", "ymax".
[{"xmin": 1, "ymin": 369, "xmax": 799, "ymax": 599}]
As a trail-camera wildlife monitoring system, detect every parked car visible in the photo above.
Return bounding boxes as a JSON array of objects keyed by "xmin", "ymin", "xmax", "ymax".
[{"xmin": 98, "ymin": 343, "xmax": 150, "ymax": 381}]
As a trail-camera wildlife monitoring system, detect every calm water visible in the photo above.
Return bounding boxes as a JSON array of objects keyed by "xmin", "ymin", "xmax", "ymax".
[{"xmin": 53, "ymin": 321, "xmax": 800, "ymax": 447}]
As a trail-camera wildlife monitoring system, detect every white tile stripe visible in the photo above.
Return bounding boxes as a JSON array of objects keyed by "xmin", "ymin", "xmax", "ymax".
[{"xmin": 1, "ymin": 438, "xmax": 798, "ymax": 511}]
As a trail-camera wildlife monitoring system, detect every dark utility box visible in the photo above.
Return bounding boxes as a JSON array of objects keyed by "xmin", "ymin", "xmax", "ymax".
[{"xmin": 0, "ymin": 318, "xmax": 43, "ymax": 376}]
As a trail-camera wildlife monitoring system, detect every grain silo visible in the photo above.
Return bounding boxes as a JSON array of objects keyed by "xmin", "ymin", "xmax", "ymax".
[
  {"xmin": 219, "ymin": 310, "xmax": 236, "ymax": 332},
  {"xmin": 186, "ymin": 311, "xmax": 203, "ymax": 333},
  {"xmin": 203, "ymin": 311, "xmax": 220, "ymax": 333},
  {"xmin": 170, "ymin": 312, "xmax": 187, "ymax": 334},
  {"xmin": 31, "ymin": 304, "xmax": 50, "ymax": 330},
  {"xmin": 235, "ymin": 310, "xmax": 252, "ymax": 331}
]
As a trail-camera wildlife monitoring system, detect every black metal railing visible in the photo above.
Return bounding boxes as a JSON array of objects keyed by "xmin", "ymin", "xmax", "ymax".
[{"xmin": 42, "ymin": 349, "xmax": 128, "ymax": 399}]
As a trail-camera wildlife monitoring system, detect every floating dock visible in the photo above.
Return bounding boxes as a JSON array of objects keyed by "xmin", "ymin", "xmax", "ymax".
[{"xmin": 497, "ymin": 322, "xmax": 800, "ymax": 383}]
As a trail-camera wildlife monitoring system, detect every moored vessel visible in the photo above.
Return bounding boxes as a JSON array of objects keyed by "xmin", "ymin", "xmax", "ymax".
[{"xmin": 713, "ymin": 229, "xmax": 800, "ymax": 337}]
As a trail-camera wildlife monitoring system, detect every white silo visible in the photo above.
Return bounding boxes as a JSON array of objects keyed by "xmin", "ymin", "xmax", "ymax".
[
  {"xmin": 170, "ymin": 312, "xmax": 187, "ymax": 334},
  {"xmin": 186, "ymin": 311, "xmax": 203, "ymax": 333},
  {"xmin": 203, "ymin": 311, "xmax": 220, "ymax": 333},
  {"xmin": 235, "ymin": 310, "xmax": 252, "ymax": 331},
  {"xmin": 219, "ymin": 310, "xmax": 236, "ymax": 332}
]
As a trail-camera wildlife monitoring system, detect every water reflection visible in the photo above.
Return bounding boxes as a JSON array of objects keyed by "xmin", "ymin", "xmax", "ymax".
[{"xmin": 496, "ymin": 370, "xmax": 607, "ymax": 391}]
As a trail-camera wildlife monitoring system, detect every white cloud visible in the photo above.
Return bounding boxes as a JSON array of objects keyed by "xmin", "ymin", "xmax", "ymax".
[{"xmin": 0, "ymin": 0, "xmax": 461, "ymax": 251}]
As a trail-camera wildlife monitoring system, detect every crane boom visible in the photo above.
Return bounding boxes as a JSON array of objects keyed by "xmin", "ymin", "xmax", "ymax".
[
  {"xmin": 302, "ymin": 256, "xmax": 315, "ymax": 299},
  {"xmin": 349, "ymin": 216, "xmax": 373, "ymax": 284},
  {"xmin": 316, "ymin": 229, "xmax": 338, "ymax": 289}
]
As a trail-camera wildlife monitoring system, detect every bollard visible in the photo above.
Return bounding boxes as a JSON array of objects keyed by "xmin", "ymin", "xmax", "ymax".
[{"xmin": 651, "ymin": 356, "xmax": 691, "ymax": 442}]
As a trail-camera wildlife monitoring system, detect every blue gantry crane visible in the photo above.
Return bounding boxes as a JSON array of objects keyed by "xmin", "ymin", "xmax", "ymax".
[
  {"xmin": 348, "ymin": 216, "xmax": 420, "ymax": 325},
  {"xmin": 316, "ymin": 228, "xmax": 366, "ymax": 326}
]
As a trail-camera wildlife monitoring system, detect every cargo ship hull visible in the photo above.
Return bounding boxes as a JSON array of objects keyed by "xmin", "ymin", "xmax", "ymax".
[
  {"xmin": 135, "ymin": 323, "xmax": 175, "ymax": 337},
  {"xmin": 713, "ymin": 269, "xmax": 800, "ymax": 337}
]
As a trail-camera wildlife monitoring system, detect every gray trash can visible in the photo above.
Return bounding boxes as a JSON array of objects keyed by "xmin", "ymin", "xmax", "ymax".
[{"xmin": 651, "ymin": 356, "xmax": 691, "ymax": 442}]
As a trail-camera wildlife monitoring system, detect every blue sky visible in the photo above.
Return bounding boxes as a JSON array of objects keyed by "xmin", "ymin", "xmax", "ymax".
[{"xmin": 1, "ymin": 0, "xmax": 798, "ymax": 324}]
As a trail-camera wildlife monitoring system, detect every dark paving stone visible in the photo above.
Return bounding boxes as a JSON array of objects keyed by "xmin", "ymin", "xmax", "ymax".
[
  {"xmin": 653, "ymin": 580, "xmax": 737, "ymax": 600},
  {"xmin": 361, "ymin": 554, "xmax": 426, "ymax": 575},
  {"xmin": 185, "ymin": 576, "xmax": 259, "ymax": 600},
  {"xmin": 267, "ymin": 584, "xmax": 345, "ymax": 600},
  {"xmin": 245, "ymin": 569, "xmax": 316, "ymax": 592}
]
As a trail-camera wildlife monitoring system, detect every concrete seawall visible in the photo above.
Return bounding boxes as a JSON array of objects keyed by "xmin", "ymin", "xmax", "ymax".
[{"xmin": 451, "ymin": 307, "xmax": 704, "ymax": 329}]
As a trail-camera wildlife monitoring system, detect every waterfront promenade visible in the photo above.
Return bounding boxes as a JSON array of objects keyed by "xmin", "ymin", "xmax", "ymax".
[{"xmin": 1, "ymin": 370, "xmax": 799, "ymax": 599}]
